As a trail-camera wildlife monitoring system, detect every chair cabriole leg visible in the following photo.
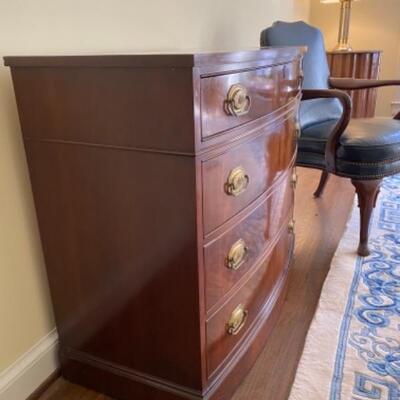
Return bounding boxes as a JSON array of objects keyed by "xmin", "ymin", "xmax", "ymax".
[
  {"xmin": 313, "ymin": 170, "xmax": 330, "ymax": 198},
  {"xmin": 351, "ymin": 179, "xmax": 382, "ymax": 257}
]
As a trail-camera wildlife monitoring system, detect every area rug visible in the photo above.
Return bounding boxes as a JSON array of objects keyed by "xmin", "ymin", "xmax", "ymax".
[{"xmin": 289, "ymin": 174, "xmax": 400, "ymax": 400}]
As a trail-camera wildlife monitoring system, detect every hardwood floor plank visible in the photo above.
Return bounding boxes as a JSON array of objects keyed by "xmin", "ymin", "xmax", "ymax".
[
  {"xmin": 232, "ymin": 168, "xmax": 354, "ymax": 400},
  {"xmin": 37, "ymin": 167, "xmax": 355, "ymax": 400}
]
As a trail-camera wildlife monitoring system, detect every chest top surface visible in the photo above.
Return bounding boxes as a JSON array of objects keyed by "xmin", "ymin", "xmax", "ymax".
[{"xmin": 4, "ymin": 47, "xmax": 306, "ymax": 68}]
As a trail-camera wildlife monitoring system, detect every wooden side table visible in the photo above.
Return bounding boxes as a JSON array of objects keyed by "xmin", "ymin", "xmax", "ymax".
[{"xmin": 327, "ymin": 50, "xmax": 382, "ymax": 118}]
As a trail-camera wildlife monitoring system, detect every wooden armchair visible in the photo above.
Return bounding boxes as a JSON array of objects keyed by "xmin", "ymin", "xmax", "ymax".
[{"xmin": 261, "ymin": 21, "xmax": 400, "ymax": 256}]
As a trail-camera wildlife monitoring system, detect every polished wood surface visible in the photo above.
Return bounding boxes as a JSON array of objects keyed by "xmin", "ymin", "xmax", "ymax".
[
  {"xmin": 204, "ymin": 171, "xmax": 294, "ymax": 311},
  {"xmin": 200, "ymin": 63, "xmax": 300, "ymax": 138},
  {"xmin": 327, "ymin": 50, "xmax": 381, "ymax": 118},
  {"xmin": 329, "ymin": 77, "xmax": 400, "ymax": 90},
  {"xmin": 7, "ymin": 48, "xmax": 304, "ymax": 400},
  {"xmin": 35, "ymin": 168, "xmax": 355, "ymax": 400},
  {"xmin": 25, "ymin": 142, "xmax": 202, "ymax": 388},
  {"xmin": 206, "ymin": 230, "xmax": 293, "ymax": 377},
  {"xmin": 351, "ymin": 179, "xmax": 382, "ymax": 257},
  {"xmin": 231, "ymin": 168, "xmax": 354, "ymax": 400},
  {"xmin": 4, "ymin": 48, "xmax": 304, "ymax": 68},
  {"xmin": 202, "ymin": 116, "xmax": 296, "ymax": 233},
  {"xmin": 12, "ymin": 67, "xmax": 196, "ymax": 153}
]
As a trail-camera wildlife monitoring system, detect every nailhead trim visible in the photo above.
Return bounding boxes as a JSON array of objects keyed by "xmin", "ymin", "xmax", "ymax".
[
  {"xmin": 296, "ymin": 162, "xmax": 400, "ymax": 180},
  {"xmin": 338, "ymin": 155, "xmax": 400, "ymax": 166},
  {"xmin": 335, "ymin": 168, "xmax": 400, "ymax": 180}
]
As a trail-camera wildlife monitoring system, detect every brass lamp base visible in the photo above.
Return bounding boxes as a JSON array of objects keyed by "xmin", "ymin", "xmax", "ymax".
[
  {"xmin": 333, "ymin": 0, "xmax": 354, "ymax": 53},
  {"xmin": 333, "ymin": 43, "xmax": 353, "ymax": 52}
]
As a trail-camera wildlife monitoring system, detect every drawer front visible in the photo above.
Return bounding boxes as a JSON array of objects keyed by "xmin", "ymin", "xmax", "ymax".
[
  {"xmin": 202, "ymin": 117, "xmax": 296, "ymax": 234},
  {"xmin": 204, "ymin": 170, "xmax": 295, "ymax": 312},
  {"xmin": 206, "ymin": 229, "xmax": 293, "ymax": 377},
  {"xmin": 200, "ymin": 61, "xmax": 300, "ymax": 139}
]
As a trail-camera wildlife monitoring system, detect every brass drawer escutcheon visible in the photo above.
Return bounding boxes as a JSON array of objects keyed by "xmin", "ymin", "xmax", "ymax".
[
  {"xmin": 291, "ymin": 171, "xmax": 298, "ymax": 189},
  {"xmin": 225, "ymin": 166, "xmax": 249, "ymax": 197},
  {"xmin": 294, "ymin": 121, "xmax": 301, "ymax": 139},
  {"xmin": 226, "ymin": 239, "xmax": 248, "ymax": 270},
  {"xmin": 299, "ymin": 70, "xmax": 304, "ymax": 88},
  {"xmin": 227, "ymin": 304, "xmax": 248, "ymax": 336},
  {"xmin": 224, "ymin": 84, "xmax": 251, "ymax": 117},
  {"xmin": 288, "ymin": 219, "xmax": 295, "ymax": 234}
]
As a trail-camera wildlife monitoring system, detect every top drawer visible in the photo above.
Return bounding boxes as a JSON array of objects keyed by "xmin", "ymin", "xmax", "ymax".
[{"xmin": 200, "ymin": 61, "xmax": 301, "ymax": 139}]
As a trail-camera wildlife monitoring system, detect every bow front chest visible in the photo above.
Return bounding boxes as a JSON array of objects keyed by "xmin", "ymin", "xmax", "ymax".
[{"xmin": 5, "ymin": 48, "xmax": 304, "ymax": 400}]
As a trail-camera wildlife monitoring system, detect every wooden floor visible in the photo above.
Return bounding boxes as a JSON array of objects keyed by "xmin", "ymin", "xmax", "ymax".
[{"xmin": 37, "ymin": 168, "xmax": 355, "ymax": 400}]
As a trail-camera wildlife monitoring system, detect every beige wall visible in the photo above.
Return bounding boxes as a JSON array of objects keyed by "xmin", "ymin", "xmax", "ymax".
[
  {"xmin": 310, "ymin": 0, "xmax": 400, "ymax": 116},
  {"xmin": 0, "ymin": 0, "xmax": 310, "ymax": 373}
]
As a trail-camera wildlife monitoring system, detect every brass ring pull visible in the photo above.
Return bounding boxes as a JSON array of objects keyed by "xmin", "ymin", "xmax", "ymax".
[
  {"xmin": 291, "ymin": 172, "xmax": 298, "ymax": 189},
  {"xmin": 295, "ymin": 121, "xmax": 301, "ymax": 139},
  {"xmin": 224, "ymin": 84, "xmax": 251, "ymax": 117},
  {"xmin": 227, "ymin": 239, "xmax": 248, "ymax": 270},
  {"xmin": 225, "ymin": 166, "xmax": 249, "ymax": 197},
  {"xmin": 227, "ymin": 304, "xmax": 248, "ymax": 336},
  {"xmin": 299, "ymin": 71, "xmax": 304, "ymax": 88},
  {"xmin": 288, "ymin": 219, "xmax": 295, "ymax": 234}
]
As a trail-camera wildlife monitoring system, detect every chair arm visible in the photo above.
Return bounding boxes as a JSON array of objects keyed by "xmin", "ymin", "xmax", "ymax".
[
  {"xmin": 330, "ymin": 77, "xmax": 400, "ymax": 90},
  {"xmin": 302, "ymin": 89, "xmax": 352, "ymax": 173}
]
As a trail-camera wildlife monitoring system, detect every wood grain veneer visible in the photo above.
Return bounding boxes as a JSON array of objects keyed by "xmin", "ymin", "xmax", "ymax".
[
  {"xmin": 206, "ymin": 229, "xmax": 294, "ymax": 377},
  {"xmin": 200, "ymin": 63, "xmax": 299, "ymax": 138},
  {"xmin": 327, "ymin": 50, "xmax": 381, "ymax": 118},
  {"xmin": 202, "ymin": 115, "xmax": 296, "ymax": 233},
  {"xmin": 204, "ymin": 170, "xmax": 294, "ymax": 312},
  {"xmin": 5, "ymin": 48, "xmax": 305, "ymax": 400},
  {"xmin": 33, "ymin": 168, "xmax": 356, "ymax": 400}
]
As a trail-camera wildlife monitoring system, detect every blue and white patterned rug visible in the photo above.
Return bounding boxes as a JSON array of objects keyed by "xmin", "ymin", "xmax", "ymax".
[{"xmin": 290, "ymin": 174, "xmax": 400, "ymax": 400}]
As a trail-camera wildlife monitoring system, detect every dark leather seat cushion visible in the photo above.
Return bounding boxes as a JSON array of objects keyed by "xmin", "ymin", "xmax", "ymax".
[{"xmin": 298, "ymin": 117, "xmax": 400, "ymax": 179}]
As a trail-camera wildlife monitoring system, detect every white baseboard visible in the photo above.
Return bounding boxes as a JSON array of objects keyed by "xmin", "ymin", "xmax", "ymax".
[{"xmin": 0, "ymin": 329, "xmax": 59, "ymax": 400}]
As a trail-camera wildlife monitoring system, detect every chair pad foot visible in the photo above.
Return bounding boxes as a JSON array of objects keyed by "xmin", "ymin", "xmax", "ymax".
[
  {"xmin": 357, "ymin": 243, "xmax": 370, "ymax": 257},
  {"xmin": 313, "ymin": 191, "xmax": 322, "ymax": 198}
]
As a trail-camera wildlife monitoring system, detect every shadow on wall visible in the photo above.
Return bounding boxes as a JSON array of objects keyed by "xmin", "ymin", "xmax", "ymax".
[{"xmin": 0, "ymin": 66, "xmax": 55, "ymax": 372}]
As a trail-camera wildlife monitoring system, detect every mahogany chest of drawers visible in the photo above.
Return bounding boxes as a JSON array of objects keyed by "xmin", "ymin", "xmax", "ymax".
[{"xmin": 5, "ymin": 48, "xmax": 304, "ymax": 400}]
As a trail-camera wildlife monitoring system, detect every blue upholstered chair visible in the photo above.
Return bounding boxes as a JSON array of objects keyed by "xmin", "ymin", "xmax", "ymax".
[{"xmin": 261, "ymin": 21, "xmax": 400, "ymax": 256}]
